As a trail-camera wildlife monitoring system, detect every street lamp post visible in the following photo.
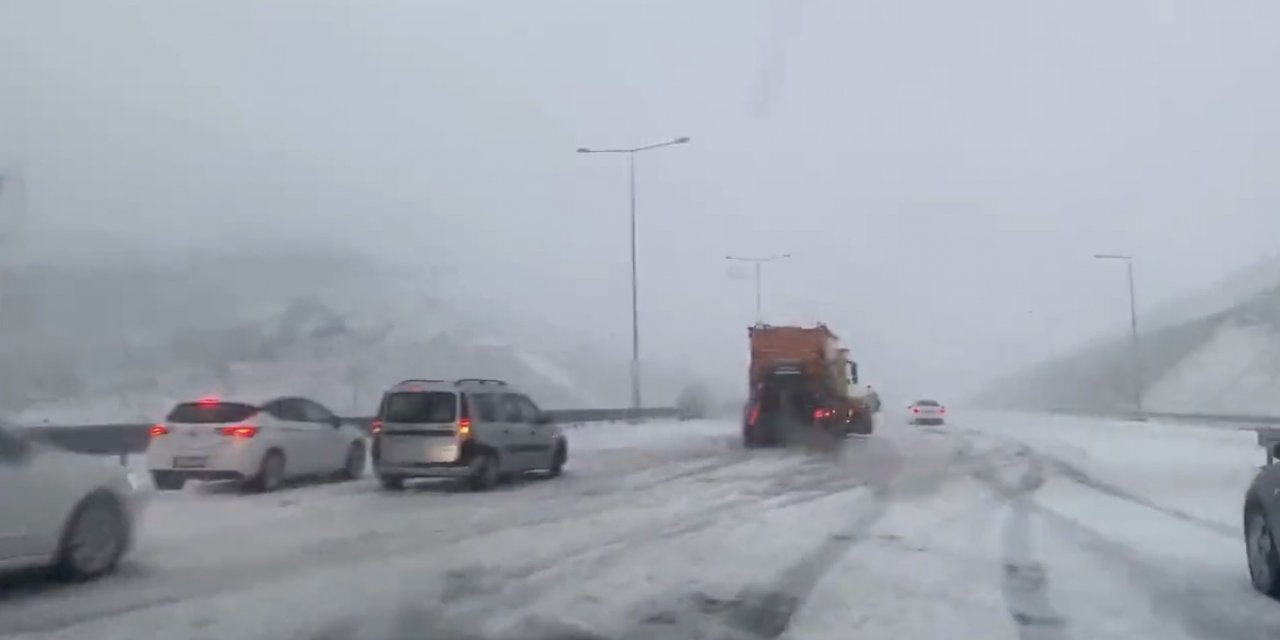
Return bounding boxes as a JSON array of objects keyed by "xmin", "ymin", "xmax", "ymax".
[
  {"xmin": 577, "ymin": 137, "xmax": 690, "ymax": 413},
  {"xmin": 1094, "ymin": 253, "xmax": 1143, "ymax": 414},
  {"xmin": 725, "ymin": 254, "xmax": 791, "ymax": 323}
]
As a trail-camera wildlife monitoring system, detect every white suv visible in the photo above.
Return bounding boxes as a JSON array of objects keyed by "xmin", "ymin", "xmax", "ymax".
[
  {"xmin": 371, "ymin": 379, "xmax": 567, "ymax": 491},
  {"xmin": 145, "ymin": 396, "xmax": 368, "ymax": 492}
]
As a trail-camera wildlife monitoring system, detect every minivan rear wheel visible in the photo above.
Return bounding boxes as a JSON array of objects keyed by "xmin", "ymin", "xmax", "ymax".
[
  {"xmin": 470, "ymin": 452, "xmax": 499, "ymax": 492},
  {"xmin": 152, "ymin": 471, "xmax": 186, "ymax": 491},
  {"xmin": 547, "ymin": 443, "xmax": 566, "ymax": 478}
]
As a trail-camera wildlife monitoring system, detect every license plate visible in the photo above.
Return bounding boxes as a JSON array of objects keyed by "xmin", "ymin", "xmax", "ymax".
[
  {"xmin": 427, "ymin": 444, "xmax": 458, "ymax": 463},
  {"xmin": 173, "ymin": 456, "xmax": 208, "ymax": 469}
]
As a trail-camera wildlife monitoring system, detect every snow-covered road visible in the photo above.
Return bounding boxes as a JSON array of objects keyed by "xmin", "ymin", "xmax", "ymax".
[{"xmin": 2, "ymin": 413, "xmax": 1279, "ymax": 640}]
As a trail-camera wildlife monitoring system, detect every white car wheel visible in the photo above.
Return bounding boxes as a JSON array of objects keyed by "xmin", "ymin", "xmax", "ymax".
[
  {"xmin": 252, "ymin": 450, "xmax": 286, "ymax": 493},
  {"xmin": 57, "ymin": 495, "xmax": 127, "ymax": 581}
]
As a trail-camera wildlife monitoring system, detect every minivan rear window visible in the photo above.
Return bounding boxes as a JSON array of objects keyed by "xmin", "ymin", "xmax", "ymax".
[
  {"xmin": 166, "ymin": 402, "xmax": 260, "ymax": 423},
  {"xmin": 381, "ymin": 392, "xmax": 457, "ymax": 424}
]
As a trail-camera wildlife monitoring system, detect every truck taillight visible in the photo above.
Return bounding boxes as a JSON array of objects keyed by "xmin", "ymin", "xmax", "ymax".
[
  {"xmin": 150, "ymin": 424, "xmax": 170, "ymax": 437},
  {"xmin": 748, "ymin": 404, "xmax": 760, "ymax": 426},
  {"xmin": 371, "ymin": 419, "xmax": 383, "ymax": 434},
  {"xmin": 220, "ymin": 425, "xmax": 259, "ymax": 438}
]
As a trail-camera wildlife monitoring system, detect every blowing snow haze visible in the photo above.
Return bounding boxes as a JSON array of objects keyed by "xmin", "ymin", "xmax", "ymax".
[{"xmin": 2, "ymin": 1, "xmax": 1279, "ymax": 416}]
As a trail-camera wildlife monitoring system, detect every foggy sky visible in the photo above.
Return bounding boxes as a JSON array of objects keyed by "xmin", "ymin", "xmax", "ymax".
[{"xmin": 3, "ymin": 0, "xmax": 1279, "ymax": 402}]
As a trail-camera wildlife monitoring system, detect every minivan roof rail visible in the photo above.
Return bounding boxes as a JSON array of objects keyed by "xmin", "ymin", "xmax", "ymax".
[
  {"xmin": 394, "ymin": 379, "xmax": 447, "ymax": 386},
  {"xmin": 454, "ymin": 378, "xmax": 507, "ymax": 386}
]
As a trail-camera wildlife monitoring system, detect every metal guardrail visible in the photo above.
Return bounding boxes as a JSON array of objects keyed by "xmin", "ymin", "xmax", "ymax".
[
  {"xmin": 1049, "ymin": 408, "xmax": 1280, "ymax": 428},
  {"xmin": 1051, "ymin": 407, "xmax": 1280, "ymax": 464},
  {"xmin": 1138, "ymin": 410, "xmax": 1280, "ymax": 426},
  {"xmin": 18, "ymin": 407, "xmax": 684, "ymax": 457}
]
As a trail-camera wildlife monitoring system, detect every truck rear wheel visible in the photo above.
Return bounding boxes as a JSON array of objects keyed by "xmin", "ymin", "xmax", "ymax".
[{"xmin": 852, "ymin": 416, "xmax": 874, "ymax": 435}]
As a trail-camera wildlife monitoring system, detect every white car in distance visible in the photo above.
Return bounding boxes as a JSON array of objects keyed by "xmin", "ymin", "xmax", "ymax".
[
  {"xmin": 0, "ymin": 425, "xmax": 146, "ymax": 581},
  {"xmin": 908, "ymin": 399, "xmax": 947, "ymax": 425},
  {"xmin": 145, "ymin": 396, "xmax": 368, "ymax": 492}
]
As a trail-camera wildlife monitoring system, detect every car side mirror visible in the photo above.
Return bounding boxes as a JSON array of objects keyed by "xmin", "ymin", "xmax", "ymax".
[{"xmin": 535, "ymin": 412, "xmax": 553, "ymax": 425}]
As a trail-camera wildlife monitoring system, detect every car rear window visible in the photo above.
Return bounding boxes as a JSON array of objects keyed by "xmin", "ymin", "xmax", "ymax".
[
  {"xmin": 166, "ymin": 402, "xmax": 260, "ymax": 423},
  {"xmin": 380, "ymin": 391, "xmax": 457, "ymax": 424},
  {"xmin": 915, "ymin": 400, "xmax": 940, "ymax": 407}
]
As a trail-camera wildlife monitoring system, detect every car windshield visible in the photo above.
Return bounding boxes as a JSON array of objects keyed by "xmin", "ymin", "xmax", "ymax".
[
  {"xmin": 915, "ymin": 400, "xmax": 940, "ymax": 407},
  {"xmin": 380, "ymin": 392, "xmax": 457, "ymax": 423},
  {"xmin": 166, "ymin": 402, "xmax": 260, "ymax": 423}
]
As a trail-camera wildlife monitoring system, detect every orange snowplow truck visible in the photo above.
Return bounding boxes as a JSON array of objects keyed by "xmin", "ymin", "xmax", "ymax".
[{"xmin": 741, "ymin": 323, "xmax": 873, "ymax": 448}]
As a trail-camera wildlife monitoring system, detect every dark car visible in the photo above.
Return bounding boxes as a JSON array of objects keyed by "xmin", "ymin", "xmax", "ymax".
[{"xmin": 1244, "ymin": 433, "xmax": 1280, "ymax": 596}]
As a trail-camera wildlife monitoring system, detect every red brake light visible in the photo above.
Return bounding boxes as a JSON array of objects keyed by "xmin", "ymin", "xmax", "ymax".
[
  {"xmin": 813, "ymin": 408, "xmax": 835, "ymax": 420},
  {"xmin": 149, "ymin": 424, "xmax": 170, "ymax": 437},
  {"xmin": 911, "ymin": 407, "xmax": 920, "ymax": 413},
  {"xmin": 748, "ymin": 403, "xmax": 760, "ymax": 426},
  {"xmin": 371, "ymin": 419, "xmax": 384, "ymax": 434},
  {"xmin": 220, "ymin": 425, "xmax": 259, "ymax": 438},
  {"xmin": 458, "ymin": 417, "xmax": 473, "ymax": 438},
  {"xmin": 198, "ymin": 396, "xmax": 220, "ymax": 406},
  {"xmin": 939, "ymin": 407, "xmax": 946, "ymax": 413}
]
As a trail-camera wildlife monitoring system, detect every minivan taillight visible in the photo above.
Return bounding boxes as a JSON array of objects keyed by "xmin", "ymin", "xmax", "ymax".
[
  {"xmin": 150, "ymin": 424, "xmax": 170, "ymax": 437},
  {"xmin": 458, "ymin": 417, "xmax": 473, "ymax": 439},
  {"xmin": 220, "ymin": 425, "xmax": 259, "ymax": 439}
]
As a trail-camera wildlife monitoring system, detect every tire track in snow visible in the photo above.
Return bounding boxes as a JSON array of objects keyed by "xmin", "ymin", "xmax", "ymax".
[
  {"xmin": 606, "ymin": 434, "xmax": 954, "ymax": 640},
  {"xmin": 331, "ymin": 442, "xmax": 900, "ymax": 640},
  {"xmin": 1033, "ymin": 505, "xmax": 1280, "ymax": 640},
  {"xmin": 0, "ymin": 445, "xmax": 779, "ymax": 636},
  {"xmin": 1047, "ymin": 460, "xmax": 1236, "ymax": 538},
  {"xmin": 962, "ymin": 427, "xmax": 1236, "ymax": 538},
  {"xmin": 607, "ymin": 486, "xmax": 893, "ymax": 640},
  {"xmin": 970, "ymin": 446, "xmax": 1071, "ymax": 640},
  {"xmin": 432, "ymin": 459, "xmax": 878, "ymax": 618}
]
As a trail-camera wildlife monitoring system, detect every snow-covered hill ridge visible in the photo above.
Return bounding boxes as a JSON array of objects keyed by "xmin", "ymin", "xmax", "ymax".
[
  {"xmin": 0, "ymin": 252, "xmax": 703, "ymax": 425},
  {"xmin": 977, "ymin": 255, "xmax": 1280, "ymax": 416}
]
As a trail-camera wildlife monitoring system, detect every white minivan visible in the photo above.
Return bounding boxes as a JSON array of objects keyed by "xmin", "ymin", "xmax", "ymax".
[{"xmin": 371, "ymin": 379, "xmax": 567, "ymax": 491}]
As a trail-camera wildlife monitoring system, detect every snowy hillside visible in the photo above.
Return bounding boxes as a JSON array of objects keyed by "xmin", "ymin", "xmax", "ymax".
[
  {"xmin": 977, "ymin": 255, "xmax": 1280, "ymax": 416},
  {"xmin": 1143, "ymin": 295, "xmax": 1280, "ymax": 414},
  {"xmin": 0, "ymin": 252, "xmax": 708, "ymax": 424}
]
